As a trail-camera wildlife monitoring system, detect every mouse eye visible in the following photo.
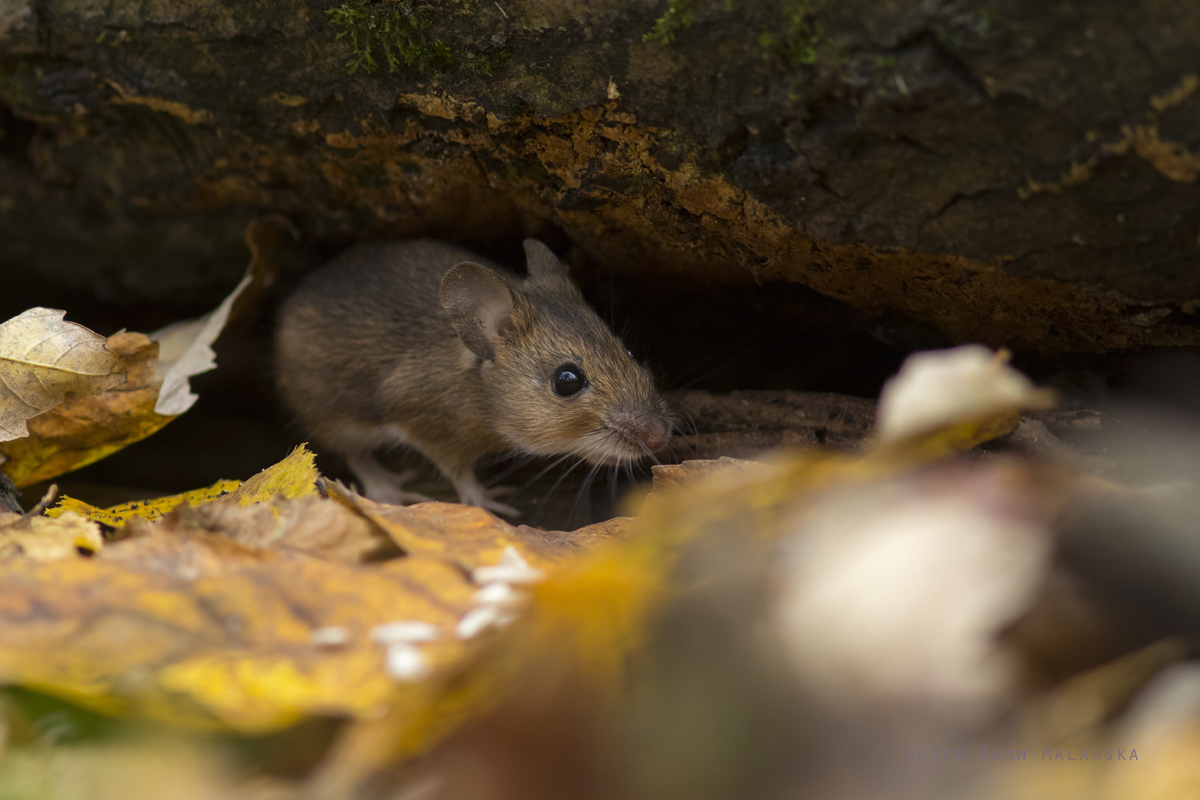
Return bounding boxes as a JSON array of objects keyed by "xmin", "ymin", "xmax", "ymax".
[
  {"xmin": 552, "ymin": 363, "xmax": 587, "ymax": 397},
  {"xmin": 626, "ymin": 348, "xmax": 634, "ymax": 358}
]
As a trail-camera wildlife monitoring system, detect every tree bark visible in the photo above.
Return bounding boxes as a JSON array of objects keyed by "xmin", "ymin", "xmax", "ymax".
[{"xmin": 2, "ymin": 0, "xmax": 1199, "ymax": 353}]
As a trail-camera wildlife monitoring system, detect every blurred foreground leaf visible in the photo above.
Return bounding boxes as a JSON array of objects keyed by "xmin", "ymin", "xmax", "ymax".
[
  {"xmin": 0, "ymin": 509, "xmax": 475, "ymax": 731},
  {"xmin": 0, "ymin": 510, "xmax": 103, "ymax": 560}
]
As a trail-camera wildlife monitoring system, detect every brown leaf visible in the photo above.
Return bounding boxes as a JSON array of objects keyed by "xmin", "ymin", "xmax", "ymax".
[
  {"xmin": 0, "ymin": 308, "xmax": 124, "ymax": 442},
  {"xmin": 158, "ymin": 494, "xmax": 396, "ymax": 563},
  {"xmin": 0, "ymin": 332, "xmax": 173, "ymax": 487},
  {"xmin": 333, "ymin": 490, "xmax": 566, "ymax": 573}
]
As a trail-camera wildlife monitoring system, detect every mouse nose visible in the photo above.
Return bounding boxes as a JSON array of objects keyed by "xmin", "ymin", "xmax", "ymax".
[{"xmin": 636, "ymin": 417, "xmax": 671, "ymax": 451}]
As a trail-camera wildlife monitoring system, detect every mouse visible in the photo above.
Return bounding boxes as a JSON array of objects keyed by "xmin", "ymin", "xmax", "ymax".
[{"xmin": 274, "ymin": 238, "xmax": 674, "ymax": 516}]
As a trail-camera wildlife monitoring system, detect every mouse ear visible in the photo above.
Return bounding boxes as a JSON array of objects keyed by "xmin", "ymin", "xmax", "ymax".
[
  {"xmin": 440, "ymin": 262, "xmax": 516, "ymax": 362},
  {"xmin": 523, "ymin": 239, "xmax": 569, "ymax": 281}
]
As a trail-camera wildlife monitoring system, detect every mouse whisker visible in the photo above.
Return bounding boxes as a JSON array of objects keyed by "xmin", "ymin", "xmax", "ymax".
[
  {"xmin": 568, "ymin": 462, "xmax": 603, "ymax": 529},
  {"xmin": 515, "ymin": 453, "xmax": 574, "ymax": 500},
  {"xmin": 637, "ymin": 439, "xmax": 663, "ymax": 467},
  {"xmin": 485, "ymin": 452, "xmax": 537, "ymax": 487},
  {"xmin": 669, "ymin": 405, "xmax": 700, "ymax": 438},
  {"xmin": 536, "ymin": 457, "xmax": 584, "ymax": 524},
  {"xmin": 607, "ymin": 463, "xmax": 620, "ymax": 513}
]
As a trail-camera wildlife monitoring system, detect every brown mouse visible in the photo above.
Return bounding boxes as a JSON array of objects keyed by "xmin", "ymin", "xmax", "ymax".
[{"xmin": 274, "ymin": 239, "xmax": 674, "ymax": 515}]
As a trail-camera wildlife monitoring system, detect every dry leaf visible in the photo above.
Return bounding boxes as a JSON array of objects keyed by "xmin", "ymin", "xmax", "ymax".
[
  {"xmin": 876, "ymin": 345, "xmax": 1056, "ymax": 447},
  {"xmin": 0, "ymin": 333, "xmax": 174, "ymax": 487},
  {"xmin": 49, "ymin": 445, "xmax": 318, "ymax": 527},
  {"xmin": 151, "ymin": 280, "xmax": 251, "ymax": 416},
  {"xmin": 150, "ymin": 215, "xmax": 289, "ymax": 416},
  {"xmin": 0, "ymin": 510, "xmax": 104, "ymax": 560},
  {"xmin": 164, "ymin": 494, "xmax": 395, "ymax": 563},
  {"xmin": 2, "ymin": 446, "xmax": 602, "ymax": 738},
  {"xmin": 52, "ymin": 479, "xmax": 242, "ymax": 528},
  {"xmin": 223, "ymin": 444, "xmax": 319, "ymax": 506},
  {"xmin": 1, "ymin": 217, "xmax": 292, "ymax": 485},
  {"xmin": 333, "ymin": 489, "xmax": 566, "ymax": 574},
  {"xmin": 0, "ymin": 308, "xmax": 124, "ymax": 442},
  {"xmin": 650, "ymin": 457, "xmax": 771, "ymax": 493},
  {"xmin": 0, "ymin": 527, "xmax": 477, "ymax": 731},
  {"xmin": 771, "ymin": 461, "xmax": 1056, "ymax": 718}
]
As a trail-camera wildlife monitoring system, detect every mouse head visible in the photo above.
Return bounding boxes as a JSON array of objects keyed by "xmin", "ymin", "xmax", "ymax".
[{"xmin": 441, "ymin": 239, "xmax": 674, "ymax": 465}]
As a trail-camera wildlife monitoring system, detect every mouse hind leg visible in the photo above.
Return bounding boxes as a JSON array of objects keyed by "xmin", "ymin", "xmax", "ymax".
[
  {"xmin": 414, "ymin": 441, "xmax": 521, "ymax": 518},
  {"xmin": 344, "ymin": 452, "xmax": 435, "ymax": 506},
  {"xmin": 319, "ymin": 420, "xmax": 435, "ymax": 505}
]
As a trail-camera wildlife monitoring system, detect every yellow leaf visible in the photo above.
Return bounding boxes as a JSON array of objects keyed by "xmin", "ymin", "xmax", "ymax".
[
  {"xmin": 47, "ymin": 445, "xmax": 317, "ymax": 527},
  {"xmin": 226, "ymin": 444, "xmax": 319, "ymax": 505},
  {"xmin": 0, "ymin": 308, "xmax": 124, "ymax": 443},
  {"xmin": 0, "ymin": 527, "xmax": 477, "ymax": 732},
  {"xmin": 50, "ymin": 480, "xmax": 242, "ymax": 527}
]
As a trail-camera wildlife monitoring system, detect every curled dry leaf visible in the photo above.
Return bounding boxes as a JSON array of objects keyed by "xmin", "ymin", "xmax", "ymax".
[
  {"xmin": 223, "ymin": 444, "xmax": 320, "ymax": 506},
  {"xmin": 0, "ymin": 308, "xmax": 124, "ymax": 443},
  {"xmin": 151, "ymin": 214, "xmax": 290, "ymax": 416},
  {"xmin": 875, "ymin": 345, "xmax": 1057, "ymax": 452},
  {"xmin": 0, "ymin": 333, "xmax": 174, "ymax": 487}
]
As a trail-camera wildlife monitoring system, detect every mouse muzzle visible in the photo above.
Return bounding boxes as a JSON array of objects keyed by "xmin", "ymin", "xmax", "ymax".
[{"xmin": 604, "ymin": 408, "xmax": 673, "ymax": 460}]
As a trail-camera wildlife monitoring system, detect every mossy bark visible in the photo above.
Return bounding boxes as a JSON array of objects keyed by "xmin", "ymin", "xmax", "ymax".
[{"xmin": 2, "ymin": 0, "xmax": 1199, "ymax": 353}]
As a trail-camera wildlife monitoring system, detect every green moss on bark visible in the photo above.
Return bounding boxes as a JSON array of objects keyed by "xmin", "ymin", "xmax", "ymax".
[{"xmin": 326, "ymin": 1, "xmax": 454, "ymax": 76}]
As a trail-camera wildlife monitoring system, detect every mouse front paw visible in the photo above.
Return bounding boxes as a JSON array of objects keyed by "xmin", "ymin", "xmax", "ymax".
[{"xmin": 346, "ymin": 457, "xmax": 435, "ymax": 506}]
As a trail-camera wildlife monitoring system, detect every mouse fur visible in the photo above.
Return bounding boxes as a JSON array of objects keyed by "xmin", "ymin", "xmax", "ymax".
[{"xmin": 274, "ymin": 238, "xmax": 673, "ymax": 514}]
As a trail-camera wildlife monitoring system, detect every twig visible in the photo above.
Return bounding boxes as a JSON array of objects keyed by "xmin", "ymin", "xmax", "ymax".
[{"xmin": 22, "ymin": 484, "xmax": 59, "ymax": 519}]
